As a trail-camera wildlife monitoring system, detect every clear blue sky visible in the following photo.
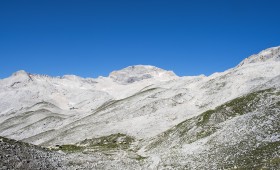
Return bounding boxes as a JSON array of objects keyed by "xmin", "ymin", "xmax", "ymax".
[{"xmin": 1, "ymin": 0, "xmax": 280, "ymax": 78}]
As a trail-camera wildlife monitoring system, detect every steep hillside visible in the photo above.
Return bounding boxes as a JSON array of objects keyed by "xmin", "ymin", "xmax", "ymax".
[{"xmin": 142, "ymin": 88, "xmax": 280, "ymax": 169}]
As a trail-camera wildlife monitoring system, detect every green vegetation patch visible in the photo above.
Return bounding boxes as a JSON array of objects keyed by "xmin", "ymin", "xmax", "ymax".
[
  {"xmin": 197, "ymin": 88, "xmax": 275, "ymax": 126},
  {"xmin": 50, "ymin": 134, "xmax": 135, "ymax": 153},
  {"xmin": 220, "ymin": 141, "xmax": 280, "ymax": 170},
  {"xmin": 134, "ymin": 155, "xmax": 148, "ymax": 161},
  {"xmin": 57, "ymin": 144, "xmax": 83, "ymax": 152},
  {"xmin": 195, "ymin": 127, "xmax": 217, "ymax": 140},
  {"xmin": 79, "ymin": 133, "xmax": 135, "ymax": 151},
  {"xmin": 197, "ymin": 110, "xmax": 215, "ymax": 125},
  {"xmin": 147, "ymin": 88, "xmax": 280, "ymax": 150}
]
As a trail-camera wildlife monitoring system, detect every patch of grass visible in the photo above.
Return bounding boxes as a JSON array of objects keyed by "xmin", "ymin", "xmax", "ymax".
[
  {"xmin": 225, "ymin": 141, "xmax": 280, "ymax": 169},
  {"xmin": 79, "ymin": 133, "xmax": 135, "ymax": 151},
  {"xmin": 197, "ymin": 110, "xmax": 215, "ymax": 125},
  {"xmin": 197, "ymin": 88, "xmax": 275, "ymax": 126},
  {"xmin": 134, "ymin": 155, "xmax": 148, "ymax": 161},
  {"xmin": 57, "ymin": 144, "xmax": 83, "ymax": 152},
  {"xmin": 49, "ymin": 133, "xmax": 135, "ymax": 153},
  {"xmin": 223, "ymin": 92, "xmax": 259, "ymax": 115},
  {"xmin": 270, "ymin": 157, "xmax": 280, "ymax": 164},
  {"xmin": 195, "ymin": 127, "xmax": 217, "ymax": 140},
  {"xmin": 147, "ymin": 88, "xmax": 279, "ymax": 150},
  {"xmin": 51, "ymin": 144, "xmax": 85, "ymax": 152},
  {"xmin": 253, "ymin": 141, "xmax": 279, "ymax": 154}
]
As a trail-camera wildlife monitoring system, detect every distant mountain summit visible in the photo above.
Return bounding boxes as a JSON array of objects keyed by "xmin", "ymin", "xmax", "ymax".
[
  {"xmin": 109, "ymin": 65, "xmax": 177, "ymax": 84},
  {"xmin": 238, "ymin": 46, "xmax": 280, "ymax": 67}
]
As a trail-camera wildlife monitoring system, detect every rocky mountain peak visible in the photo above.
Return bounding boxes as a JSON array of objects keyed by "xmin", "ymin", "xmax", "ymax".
[
  {"xmin": 0, "ymin": 70, "xmax": 34, "ymax": 89},
  {"xmin": 12, "ymin": 70, "xmax": 29, "ymax": 77},
  {"xmin": 9, "ymin": 70, "xmax": 33, "ymax": 83},
  {"xmin": 109, "ymin": 65, "xmax": 177, "ymax": 84},
  {"xmin": 237, "ymin": 46, "xmax": 280, "ymax": 67}
]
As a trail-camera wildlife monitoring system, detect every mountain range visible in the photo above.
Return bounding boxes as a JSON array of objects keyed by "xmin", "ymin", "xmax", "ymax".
[{"xmin": 0, "ymin": 46, "xmax": 280, "ymax": 169}]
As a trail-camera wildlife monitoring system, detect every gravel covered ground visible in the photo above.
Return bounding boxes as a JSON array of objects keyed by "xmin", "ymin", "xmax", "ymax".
[
  {"xmin": 0, "ymin": 136, "xmax": 144, "ymax": 170},
  {"xmin": 0, "ymin": 137, "xmax": 65, "ymax": 170}
]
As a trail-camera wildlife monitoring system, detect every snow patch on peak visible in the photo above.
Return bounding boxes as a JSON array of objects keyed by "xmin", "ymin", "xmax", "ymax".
[
  {"xmin": 109, "ymin": 65, "xmax": 177, "ymax": 84},
  {"xmin": 237, "ymin": 46, "xmax": 280, "ymax": 67}
]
